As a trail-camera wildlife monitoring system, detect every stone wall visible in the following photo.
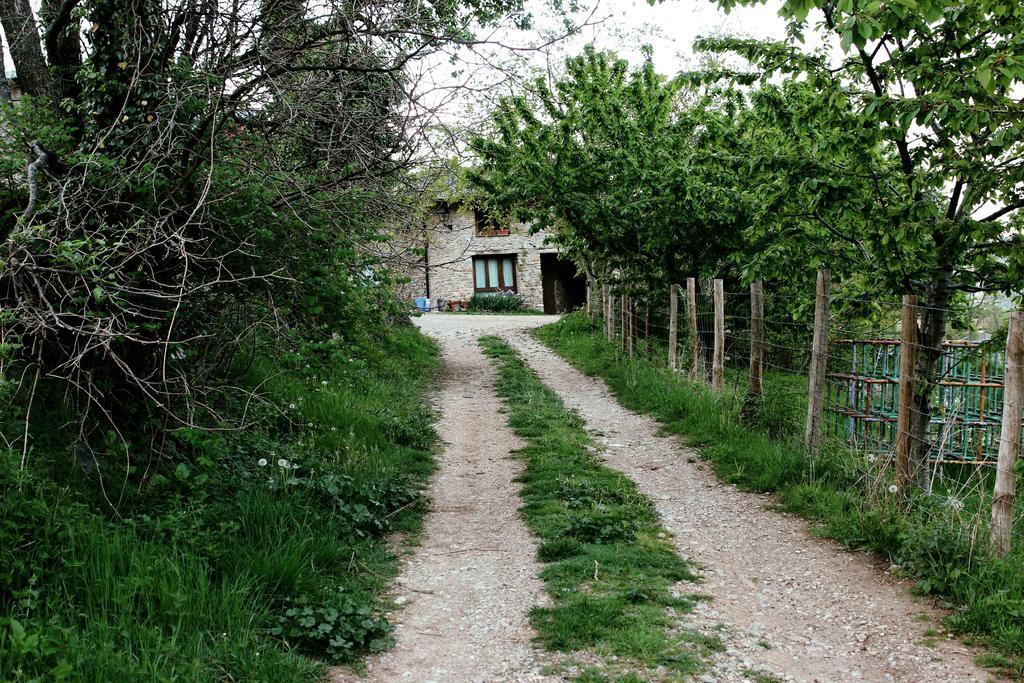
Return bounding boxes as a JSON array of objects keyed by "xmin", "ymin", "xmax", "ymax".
[{"xmin": 418, "ymin": 207, "xmax": 556, "ymax": 311}]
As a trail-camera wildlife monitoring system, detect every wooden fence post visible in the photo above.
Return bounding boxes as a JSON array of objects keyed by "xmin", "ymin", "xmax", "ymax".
[
  {"xmin": 804, "ymin": 269, "xmax": 830, "ymax": 453},
  {"xmin": 621, "ymin": 295, "xmax": 628, "ymax": 353},
  {"xmin": 586, "ymin": 274, "xmax": 594, "ymax": 317},
  {"xmin": 687, "ymin": 277, "xmax": 700, "ymax": 382},
  {"xmin": 747, "ymin": 280, "xmax": 764, "ymax": 402},
  {"xmin": 668, "ymin": 284, "xmax": 679, "ymax": 371},
  {"xmin": 643, "ymin": 304, "xmax": 650, "ymax": 358},
  {"xmin": 991, "ymin": 311, "xmax": 1024, "ymax": 557},
  {"xmin": 712, "ymin": 278, "xmax": 725, "ymax": 390},
  {"xmin": 604, "ymin": 286, "xmax": 614, "ymax": 342},
  {"xmin": 627, "ymin": 297, "xmax": 637, "ymax": 358},
  {"xmin": 895, "ymin": 294, "xmax": 919, "ymax": 485}
]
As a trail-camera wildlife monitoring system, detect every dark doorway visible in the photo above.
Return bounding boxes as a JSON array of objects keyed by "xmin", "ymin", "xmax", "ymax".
[{"xmin": 540, "ymin": 253, "xmax": 586, "ymax": 314}]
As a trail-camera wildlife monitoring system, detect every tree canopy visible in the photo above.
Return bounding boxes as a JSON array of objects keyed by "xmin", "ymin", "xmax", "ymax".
[
  {"xmin": 470, "ymin": 0, "xmax": 1024, "ymax": 483},
  {"xmin": 469, "ymin": 46, "xmax": 750, "ymax": 294}
]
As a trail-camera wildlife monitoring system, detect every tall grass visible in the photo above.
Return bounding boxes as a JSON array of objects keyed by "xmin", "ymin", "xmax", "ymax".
[
  {"xmin": 536, "ymin": 312, "xmax": 1024, "ymax": 678},
  {"xmin": 1, "ymin": 326, "xmax": 440, "ymax": 682}
]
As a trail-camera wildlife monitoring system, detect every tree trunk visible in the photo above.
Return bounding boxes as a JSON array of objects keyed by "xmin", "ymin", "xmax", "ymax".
[
  {"xmin": 907, "ymin": 266, "xmax": 954, "ymax": 491},
  {"xmin": 0, "ymin": 0, "xmax": 53, "ymax": 99},
  {"xmin": 40, "ymin": 0, "xmax": 82, "ymax": 102},
  {"xmin": 0, "ymin": 38, "xmax": 12, "ymax": 104}
]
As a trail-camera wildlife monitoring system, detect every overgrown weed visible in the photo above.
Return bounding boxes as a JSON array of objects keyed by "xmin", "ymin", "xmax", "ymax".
[{"xmin": 0, "ymin": 326, "xmax": 440, "ymax": 681}]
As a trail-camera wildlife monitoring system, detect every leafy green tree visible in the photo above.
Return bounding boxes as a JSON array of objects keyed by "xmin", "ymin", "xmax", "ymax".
[
  {"xmin": 693, "ymin": 0, "xmax": 1024, "ymax": 484},
  {"xmin": 471, "ymin": 47, "xmax": 749, "ymax": 297},
  {"xmin": 0, "ymin": 0, "xmax": 531, "ymax": 455}
]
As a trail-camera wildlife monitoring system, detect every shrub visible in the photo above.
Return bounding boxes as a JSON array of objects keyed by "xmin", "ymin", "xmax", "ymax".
[{"xmin": 469, "ymin": 292, "xmax": 527, "ymax": 312}]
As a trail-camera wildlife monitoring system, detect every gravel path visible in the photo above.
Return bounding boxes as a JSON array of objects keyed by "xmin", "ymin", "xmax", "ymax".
[
  {"xmin": 502, "ymin": 327, "xmax": 996, "ymax": 683},
  {"xmin": 330, "ymin": 314, "xmax": 561, "ymax": 683}
]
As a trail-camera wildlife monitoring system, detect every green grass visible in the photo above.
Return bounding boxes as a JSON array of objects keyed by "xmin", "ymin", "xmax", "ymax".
[
  {"xmin": 1, "ymin": 326, "xmax": 440, "ymax": 682},
  {"xmin": 536, "ymin": 312, "xmax": 1024, "ymax": 679},
  {"xmin": 479, "ymin": 335, "xmax": 718, "ymax": 681}
]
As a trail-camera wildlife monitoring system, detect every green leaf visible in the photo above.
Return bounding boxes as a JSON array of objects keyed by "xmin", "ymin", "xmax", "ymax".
[
  {"xmin": 978, "ymin": 67, "xmax": 992, "ymax": 89},
  {"xmin": 9, "ymin": 618, "xmax": 26, "ymax": 640},
  {"xmin": 840, "ymin": 29, "xmax": 854, "ymax": 52}
]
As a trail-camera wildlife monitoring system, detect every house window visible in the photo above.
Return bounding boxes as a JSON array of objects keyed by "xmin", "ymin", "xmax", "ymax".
[
  {"xmin": 473, "ymin": 255, "xmax": 517, "ymax": 293},
  {"xmin": 474, "ymin": 207, "xmax": 510, "ymax": 236}
]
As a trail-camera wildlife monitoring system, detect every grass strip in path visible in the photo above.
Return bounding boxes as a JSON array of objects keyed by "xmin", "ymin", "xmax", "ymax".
[
  {"xmin": 535, "ymin": 312, "xmax": 1024, "ymax": 678},
  {"xmin": 479, "ymin": 335, "xmax": 717, "ymax": 682}
]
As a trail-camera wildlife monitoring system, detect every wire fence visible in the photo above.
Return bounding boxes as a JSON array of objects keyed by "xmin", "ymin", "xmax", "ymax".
[
  {"xmin": 592, "ymin": 282, "xmax": 1017, "ymax": 463},
  {"xmin": 586, "ymin": 274, "xmax": 1024, "ymax": 552}
]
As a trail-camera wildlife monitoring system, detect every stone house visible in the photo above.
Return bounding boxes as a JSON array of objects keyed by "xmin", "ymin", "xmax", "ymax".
[{"xmin": 401, "ymin": 200, "xmax": 586, "ymax": 313}]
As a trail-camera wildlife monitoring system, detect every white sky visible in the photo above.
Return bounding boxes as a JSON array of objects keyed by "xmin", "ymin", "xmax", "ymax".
[
  {"xmin": 411, "ymin": 0, "xmax": 832, "ymax": 154},
  {"xmin": 555, "ymin": 0, "xmax": 793, "ymax": 73}
]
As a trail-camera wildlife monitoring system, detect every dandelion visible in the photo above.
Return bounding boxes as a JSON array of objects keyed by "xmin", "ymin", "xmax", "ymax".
[
  {"xmin": 278, "ymin": 458, "xmax": 289, "ymax": 468},
  {"xmin": 258, "ymin": 458, "xmax": 268, "ymax": 467},
  {"xmin": 888, "ymin": 484, "xmax": 899, "ymax": 494},
  {"xmin": 321, "ymin": 380, "xmax": 328, "ymax": 386},
  {"xmin": 307, "ymin": 422, "xmax": 314, "ymax": 428},
  {"xmin": 331, "ymin": 426, "xmax": 337, "ymax": 432},
  {"xmin": 288, "ymin": 403, "xmax": 297, "ymax": 410}
]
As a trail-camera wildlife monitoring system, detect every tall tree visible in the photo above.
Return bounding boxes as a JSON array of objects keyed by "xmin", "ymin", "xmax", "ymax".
[
  {"xmin": 470, "ymin": 47, "xmax": 747, "ymax": 295},
  {"xmin": 0, "ymin": 0, "xmax": 53, "ymax": 98},
  {"xmin": 0, "ymin": 0, "xmax": 531, "ymax": 447},
  {"xmin": 695, "ymin": 0, "xmax": 1024, "ymax": 484}
]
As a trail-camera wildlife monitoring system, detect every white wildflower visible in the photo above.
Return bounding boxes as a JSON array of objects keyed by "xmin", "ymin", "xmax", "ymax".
[
  {"xmin": 321, "ymin": 380, "xmax": 328, "ymax": 386},
  {"xmin": 888, "ymin": 484, "xmax": 899, "ymax": 494},
  {"xmin": 866, "ymin": 454, "xmax": 876, "ymax": 463},
  {"xmin": 288, "ymin": 403, "xmax": 297, "ymax": 410},
  {"xmin": 258, "ymin": 458, "xmax": 268, "ymax": 467},
  {"xmin": 947, "ymin": 497, "xmax": 964, "ymax": 512},
  {"xmin": 278, "ymin": 458, "xmax": 289, "ymax": 468}
]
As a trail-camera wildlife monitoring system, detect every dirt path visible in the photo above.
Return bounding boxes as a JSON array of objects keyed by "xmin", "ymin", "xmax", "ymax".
[
  {"xmin": 500, "ymin": 327, "xmax": 995, "ymax": 683},
  {"xmin": 330, "ymin": 314, "xmax": 560, "ymax": 683}
]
